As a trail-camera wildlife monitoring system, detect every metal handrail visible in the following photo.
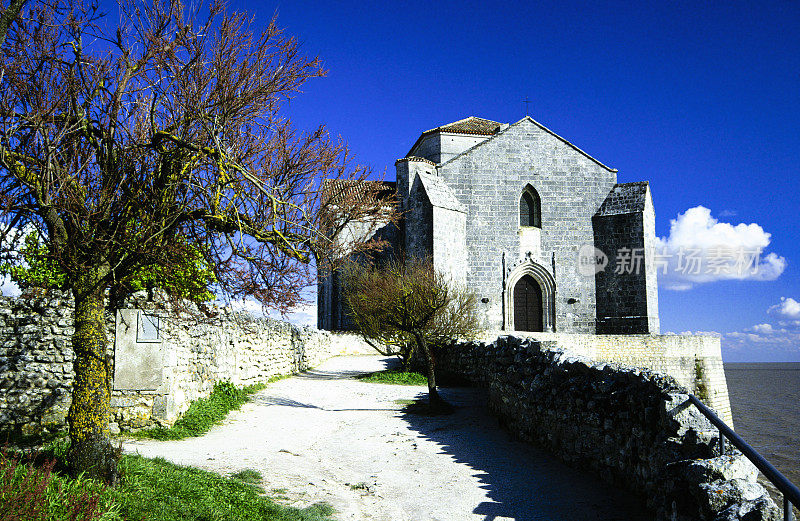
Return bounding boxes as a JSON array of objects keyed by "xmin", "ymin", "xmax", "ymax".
[{"xmin": 688, "ymin": 394, "xmax": 800, "ymax": 521}]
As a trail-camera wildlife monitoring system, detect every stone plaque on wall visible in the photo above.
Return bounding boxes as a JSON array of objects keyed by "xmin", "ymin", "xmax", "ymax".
[{"xmin": 114, "ymin": 309, "xmax": 164, "ymax": 390}]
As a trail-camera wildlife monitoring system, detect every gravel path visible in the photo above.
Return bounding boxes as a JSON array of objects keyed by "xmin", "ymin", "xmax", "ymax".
[{"xmin": 124, "ymin": 355, "xmax": 650, "ymax": 521}]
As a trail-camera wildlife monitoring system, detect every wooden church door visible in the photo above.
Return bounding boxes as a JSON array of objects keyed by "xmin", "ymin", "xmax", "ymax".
[{"xmin": 513, "ymin": 275, "xmax": 543, "ymax": 332}]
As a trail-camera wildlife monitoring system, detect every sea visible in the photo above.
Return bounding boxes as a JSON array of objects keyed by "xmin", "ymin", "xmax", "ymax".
[{"xmin": 724, "ymin": 362, "xmax": 800, "ymax": 499}]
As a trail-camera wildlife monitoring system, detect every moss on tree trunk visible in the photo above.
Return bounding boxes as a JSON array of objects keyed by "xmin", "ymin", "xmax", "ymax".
[{"xmin": 66, "ymin": 283, "xmax": 119, "ymax": 484}]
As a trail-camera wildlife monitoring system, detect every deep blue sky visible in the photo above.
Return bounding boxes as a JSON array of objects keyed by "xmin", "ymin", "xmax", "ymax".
[
  {"xmin": 242, "ymin": 1, "xmax": 799, "ymax": 361},
  {"xmin": 91, "ymin": 1, "xmax": 800, "ymax": 360}
]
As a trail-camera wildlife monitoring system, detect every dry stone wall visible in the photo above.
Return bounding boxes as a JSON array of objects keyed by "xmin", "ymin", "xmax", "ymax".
[
  {"xmin": 0, "ymin": 291, "xmax": 375, "ymax": 436},
  {"xmin": 0, "ymin": 291, "xmax": 82, "ymax": 436},
  {"xmin": 475, "ymin": 330, "xmax": 733, "ymax": 426},
  {"xmin": 437, "ymin": 335, "xmax": 779, "ymax": 521}
]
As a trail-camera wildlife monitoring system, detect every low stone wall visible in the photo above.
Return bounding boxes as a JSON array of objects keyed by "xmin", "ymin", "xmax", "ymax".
[
  {"xmin": 0, "ymin": 291, "xmax": 376, "ymax": 436},
  {"xmin": 111, "ymin": 308, "xmax": 375, "ymax": 431},
  {"xmin": 437, "ymin": 335, "xmax": 779, "ymax": 521},
  {"xmin": 477, "ymin": 330, "xmax": 733, "ymax": 426}
]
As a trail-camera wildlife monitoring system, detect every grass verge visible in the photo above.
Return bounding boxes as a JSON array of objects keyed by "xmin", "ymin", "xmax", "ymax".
[
  {"xmin": 357, "ymin": 370, "xmax": 427, "ymax": 386},
  {"xmin": 1, "ymin": 447, "xmax": 334, "ymax": 521},
  {"xmin": 116, "ymin": 455, "xmax": 334, "ymax": 521},
  {"xmin": 130, "ymin": 375, "xmax": 290, "ymax": 441},
  {"xmin": 0, "ymin": 444, "xmax": 119, "ymax": 521}
]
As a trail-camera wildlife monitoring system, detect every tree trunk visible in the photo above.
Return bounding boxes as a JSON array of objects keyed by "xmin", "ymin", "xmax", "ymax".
[
  {"xmin": 0, "ymin": 0, "xmax": 27, "ymax": 48},
  {"xmin": 416, "ymin": 334, "xmax": 443, "ymax": 408},
  {"xmin": 67, "ymin": 282, "xmax": 119, "ymax": 484}
]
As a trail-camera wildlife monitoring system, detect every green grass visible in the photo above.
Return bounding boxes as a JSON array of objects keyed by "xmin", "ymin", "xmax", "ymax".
[
  {"xmin": 115, "ymin": 455, "xmax": 334, "ymax": 521},
  {"xmin": 398, "ymin": 398, "xmax": 455, "ymax": 416},
  {"xmin": 1, "ymin": 448, "xmax": 334, "ymax": 521},
  {"xmin": 0, "ymin": 445, "xmax": 120, "ymax": 521},
  {"xmin": 231, "ymin": 468, "xmax": 263, "ymax": 485},
  {"xmin": 130, "ymin": 375, "xmax": 289, "ymax": 441},
  {"xmin": 357, "ymin": 370, "xmax": 427, "ymax": 386}
]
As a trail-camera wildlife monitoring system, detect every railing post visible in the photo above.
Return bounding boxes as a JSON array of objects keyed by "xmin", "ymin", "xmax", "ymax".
[
  {"xmin": 785, "ymin": 496, "xmax": 793, "ymax": 521},
  {"xmin": 719, "ymin": 430, "xmax": 726, "ymax": 456}
]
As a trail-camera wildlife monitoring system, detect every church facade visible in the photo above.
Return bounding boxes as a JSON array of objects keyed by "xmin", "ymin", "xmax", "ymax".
[{"xmin": 318, "ymin": 116, "xmax": 659, "ymax": 335}]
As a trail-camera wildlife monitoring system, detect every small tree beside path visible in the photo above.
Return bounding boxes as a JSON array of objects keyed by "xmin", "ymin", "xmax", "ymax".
[{"xmin": 343, "ymin": 257, "xmax": 480, "ymax": 410}]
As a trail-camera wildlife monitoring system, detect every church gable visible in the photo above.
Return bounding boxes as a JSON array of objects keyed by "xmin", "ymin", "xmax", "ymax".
[
  {"xmin": 439, "ymin": 116, "xmax": 616, "ymax": 172},
  {"xmin": 322, "ymin": 114, "xmax": 659, "ymax": 335}
]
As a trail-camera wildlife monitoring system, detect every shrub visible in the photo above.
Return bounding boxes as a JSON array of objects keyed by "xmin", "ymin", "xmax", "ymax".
[
  {"xmin": 133, "ymin": 380, "xmax": 250, "ymax": 440},
  {"xmin": 0, "ymin": 446, "xmax": 118, "ymax": 521}
]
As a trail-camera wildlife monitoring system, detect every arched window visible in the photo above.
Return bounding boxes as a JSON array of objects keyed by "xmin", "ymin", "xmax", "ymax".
[{"xmin": 520, "ymin": 186, "xmax": 541, "ymax": 227}]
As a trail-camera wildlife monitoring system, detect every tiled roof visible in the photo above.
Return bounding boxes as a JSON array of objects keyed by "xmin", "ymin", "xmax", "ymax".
[
  {"xmin": 423, "ymin": 116, "xmax": 503, "ymax": 136},
  {"xmin": 595, "ymin": 182, "xmax": 650, "ymax": 216},
  {"xmin": 395, "ymin": 156, "xmax": 437, "ymax": 166},
  {"xmin": 320, "ymin": 179, "xmax": 396, "ymax": 207}
]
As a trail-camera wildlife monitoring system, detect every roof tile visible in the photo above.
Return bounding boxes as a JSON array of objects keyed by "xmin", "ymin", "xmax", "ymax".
[{"xmin": 424, "ymin": 116, "xmax": 503, "ymax": 136}]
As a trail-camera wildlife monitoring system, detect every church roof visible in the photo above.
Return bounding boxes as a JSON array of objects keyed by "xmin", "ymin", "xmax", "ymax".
[
  {"xmin": 320, "ymin": 179, "xmax": 396, "ymax": 207},
  {"xmin": 422, "ymin": 116, "xmax": 503, "ymax": 136},
  {"xmin": 595, "ymin": 182, "xmax": 650, "ymax": 216},
  {"xmin": 415, "ymin": 173, "xmax": 466, "ymax": 212},
  {"xmin": 434, "ymin": 116, "xmax": 617, "ymax": 172}
]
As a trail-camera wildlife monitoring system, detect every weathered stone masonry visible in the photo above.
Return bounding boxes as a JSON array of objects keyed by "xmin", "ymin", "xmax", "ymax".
[
  {"xmin": 0, "ymin": 292, "xmax": 374, "ymax": 436},
  {"xmin": 437, "ymin": 336, "xmax": 779, "ymax": 521},
  {"xmin": 320, "ymin": 115, "xmax": 661, "ymax": 335},
  {"xmin": 473, "ymin": 330, "xmax": 733, "ymax": 426}
]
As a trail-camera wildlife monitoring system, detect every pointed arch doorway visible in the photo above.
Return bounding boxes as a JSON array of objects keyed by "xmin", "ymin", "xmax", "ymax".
[
  {"xmin": 504, "ymin": 258, "xmax": 556, "ymax": 332},
  {"xmin": 513, "ymin": 275, "xmax": 543, "ymax": 332}
]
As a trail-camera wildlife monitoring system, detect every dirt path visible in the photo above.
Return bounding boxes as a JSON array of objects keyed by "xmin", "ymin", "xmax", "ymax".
[{"xmin": 124, "ymin": 355, "xmax": 650, "ymax": 521}]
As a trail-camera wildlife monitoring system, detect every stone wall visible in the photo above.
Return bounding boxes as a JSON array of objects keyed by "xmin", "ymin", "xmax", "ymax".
[
  {"xmin": 0, "ymin": 292, "xmax": 82, "ymax": 436},
  {"xmin": 474, "ymin": 331, "xmax": 733, "ymax": 426},
  {"xmin": 437, "ymin": 335, "xmax": 779, "ymax": 521},
  {"xmin": 0, "ymin": 292, "xmax": 376, "ymax": 436},
  {"xmin": 435, "ymin": 118, "xmax": 619, "ymax": 333},
  {"xmin": 592, "ymin": 182, "xmax": 660, "ymax": 334}
]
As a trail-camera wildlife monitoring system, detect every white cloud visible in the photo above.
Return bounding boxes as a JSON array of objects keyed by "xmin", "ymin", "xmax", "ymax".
[
  {"xmin": 663, "ymin": 282, "xmax": 692, "ymax": 292},
  {"xmin": 223, "ymin": 297, "xmax": 318, "ymax": 328},
  {"xmin": 227, "ymin": 298, "xmax": 267, "ymax": 317},
  {"xmin": 0, "ymin": 224, "xmax": 29, "ymax": 297},
  {"xmin": 749, "ymin": 323, "xmax": 774, "ymax": 334},
  {"xmin": 676, "ymin": 330, "xmax": 721, "ymax": 337},
  {"xmin": 268, "ymin": 302, "xmax": 317, "ymax": 327},
  {"xmin": 0, "ymin": 274, "xmax": 20, "ymax": 297},
  {"xmin": 724, "ymin": 306, "xmax": 800, "ymax": 356},
  {"xmin": 655, "ymin": 206, "xmax": 786, "ymax": 290},
  {"xmin": 768, "ymin": 297, "xmax": 800, "ymax": 319}
]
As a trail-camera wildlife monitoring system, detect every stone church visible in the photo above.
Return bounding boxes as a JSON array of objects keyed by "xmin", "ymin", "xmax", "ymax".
[{"xmin": 318, "ymin": 116, "xmax": 659, "ymax": 335}]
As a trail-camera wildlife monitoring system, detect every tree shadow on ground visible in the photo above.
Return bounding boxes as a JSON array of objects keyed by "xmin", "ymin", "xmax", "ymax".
[
  {"xmin": 398, "ymin": 385, "xmax": 652, "ymax": 521},
  {"xmin": 294, "ymin": 356, "xmax": 398, "ymax": 381},
  {"xmin": 293, "ymin": 369, "xmax": 373, "ymax": 380},
  {"xmin": 249, "ymin": 394, "xmax": 397, "ymax": 412}
]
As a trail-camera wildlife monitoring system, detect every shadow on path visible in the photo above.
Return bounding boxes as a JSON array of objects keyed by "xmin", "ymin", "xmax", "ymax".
[
  {"xmin": 398, "ymin": 385, "xmax": 651, "ymax": 521},
  {"xmin": 293, "ymin": 356, "xmax": 397, "ymax": 381},
  {"xmin": 249, "ymin": 394, "xmax": 396, "ymax": 412}
]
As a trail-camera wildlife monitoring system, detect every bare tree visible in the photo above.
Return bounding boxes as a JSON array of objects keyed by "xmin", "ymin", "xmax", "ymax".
[
  {"xmin": 0, "ymin": 0, "xmax": 26, "ymax": 47},
  {"xmin": 343, "ymin": 257, "xmax": 479, "ymax": 409},
  {"xmin": 0, "ymin": 0, "xmax": 396, "ymax": 481}
]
